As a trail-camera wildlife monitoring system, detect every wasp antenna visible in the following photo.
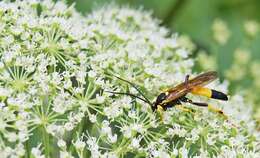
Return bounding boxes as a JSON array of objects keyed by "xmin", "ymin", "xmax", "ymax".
[
  {"xmin": 104, "ymin": 90, "xmax": 153, "ymax": 106},
  {"xmin": 104, "ymin": 72, "xmax": 152, "ymax": 105}
]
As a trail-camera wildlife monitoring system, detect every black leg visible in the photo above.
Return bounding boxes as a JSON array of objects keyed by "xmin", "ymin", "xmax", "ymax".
[
  {"xmin": 185, "ymin": 74, "xmax": 190, "ymax": 88},
  {"xmin": 181, "ymin": 97, "xmax": 228, "ymax": 119}
]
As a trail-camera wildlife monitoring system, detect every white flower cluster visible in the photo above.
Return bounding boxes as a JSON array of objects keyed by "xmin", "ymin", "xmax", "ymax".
[
  {"xmin": 212, "ymin": 18, "xmax": 231, "ymax": 45},
  {"xmin": 0, "ymin": 1, "xmax": 259, "ymax": 158}
]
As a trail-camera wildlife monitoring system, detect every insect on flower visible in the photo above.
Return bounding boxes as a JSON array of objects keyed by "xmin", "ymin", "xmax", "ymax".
[{"xmin": 105, "ymin": 71, "xmax": 228, "ymax": 119}]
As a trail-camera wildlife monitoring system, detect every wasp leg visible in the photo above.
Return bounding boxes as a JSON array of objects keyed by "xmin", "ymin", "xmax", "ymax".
[
  {"xmin": 207, "ymin": 104, "xmax": 228, "ymax": 119},
  {"xmin": 157, "ymin": 105, "xmax": 164, "ymax": 121},
  {"xmin": 182, "ymin": 97, "xmax": 228, "ymax": 119},
  {"xmin": 184, "ymin": 74, "xmax": 190, "ymax": 89},
  {"xmin": 175, "ymin": 104, "xmax": 194, "ymax": 114}
]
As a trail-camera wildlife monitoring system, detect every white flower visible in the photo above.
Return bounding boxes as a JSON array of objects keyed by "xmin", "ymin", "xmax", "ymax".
[
  {"xmin": 212, "ymin": 18, "xmax": 230, "ymax": 45},
  {"xmin": 89, "ymin": 114, "xmax": 97, "ymax": 123},
  {"xmin": 158, "ymin": 151, "xmax": 170, "ymax": 158},
  {"xmin": 31, "ymin": 146, "xmax": 44, "ymax": 158},
  {"xmin": 131, "ymin": 137, "xmax": 141, "ymax": 149},
  {"xmin": 64, "ymin": 122, "xmax": 74, "ymax": 131},
  {"xmin": 176, "ymin": 48, "xmax": 189, "ymax": 58},
  {"xmin": 60, "ymin": 151, "xmax": 72, "ymax": 158},
  {"xmin": 132, "ymin": 123, "xmax": 145, "ymax": 134},
  {"xmin": 121, "ymin": 125, "xmax": 132, "ymax": 138},
  {"xmin": 16, "ymin": 143, "xmax": 26, "ymax": 156},
  {"xmin": 104, "ymin": 104, "xmax": 122, "ymax": 119},
  {"xmin": 108, "ymin": 134, "xmax": 117, "ymax": 143},
  {"xmin": 3, "ymin": 35, "xmax": 14, "ymax": 45},
  {"xmin": 185, "ymin": 128, "xmax": 200, "ymax": 143},
  {"xmin": 86, "ymin": 136, "xmax": 101, "ymax": 157},
  {"xmin": 6, "ymin": 132, "xmax": 17, "ymax": 142},
  {"xmin": 57, "ymin": 139, "xmax": 66, "ymax": 149},
  {"xmin": 96, "ymin": 94, "xmax": 105, "ymax": 104},
  {"xmin": 179, "ymin": 146, "xmax": 189, "ymax": 158},
  {"xmin": 73, "ymin": 138, "xmax": 86, "ymax": 150},
  {"xmin": 101, "ymin": 120, "xmax": 112, "ymax": 135},
  {"xmin": 244, "ymin": 20, "xmax": 259, "ymax": 37},
  {"xmin": 206, "ymin": 135, "xmax": 216, "ymax": 146}
]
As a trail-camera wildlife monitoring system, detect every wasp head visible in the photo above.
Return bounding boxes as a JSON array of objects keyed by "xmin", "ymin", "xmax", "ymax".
[{"xmin": 152, "ymin": 92, "xmax": 167, "ymax": 111}]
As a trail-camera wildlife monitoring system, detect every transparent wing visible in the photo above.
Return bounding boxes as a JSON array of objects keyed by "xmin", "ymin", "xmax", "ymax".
[{"xmin": 165, "ymin": 71, "xmax": 218, "ymax": 101}]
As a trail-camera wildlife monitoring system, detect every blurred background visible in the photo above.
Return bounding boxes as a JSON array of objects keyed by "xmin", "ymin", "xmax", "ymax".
[{"xmin": 66, "ymin": 0, "xmax": 260, "ymax": 119}]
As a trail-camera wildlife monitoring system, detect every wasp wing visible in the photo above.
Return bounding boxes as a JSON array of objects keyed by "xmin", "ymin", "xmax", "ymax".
[{"xmin": 165, "ymin": 71, "xmax": 218, "ymax": 102}]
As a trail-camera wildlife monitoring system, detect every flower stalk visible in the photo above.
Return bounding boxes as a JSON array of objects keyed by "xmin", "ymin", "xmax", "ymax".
[{"xmin": 42, "ymin": 126, "xmax": 50, "ymax": 158}]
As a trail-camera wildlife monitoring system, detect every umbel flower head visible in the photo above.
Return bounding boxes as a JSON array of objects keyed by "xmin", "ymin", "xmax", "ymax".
[{"xmin": 0, "ymin": 0, "xmax": 259, "ymax": 158}]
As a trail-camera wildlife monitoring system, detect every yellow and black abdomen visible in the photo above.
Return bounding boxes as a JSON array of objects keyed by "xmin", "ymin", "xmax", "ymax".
[{"xmin": 191, "ymin": 87, "xmax": 228, "ymax": 101}]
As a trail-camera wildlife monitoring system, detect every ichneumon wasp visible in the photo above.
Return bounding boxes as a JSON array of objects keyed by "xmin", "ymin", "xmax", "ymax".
[{"xmin": 105, "ymin": 71, "xmax": 228, "ymax": 120}]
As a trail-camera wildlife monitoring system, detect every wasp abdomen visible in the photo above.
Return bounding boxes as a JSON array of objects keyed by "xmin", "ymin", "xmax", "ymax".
[
  {"xmin": 211, "ymin": 90, "xmax": 228, "ymax": 101},
  {"xmin": 191, "ymin": 87, "xmax": 228, "ymax": 101}
]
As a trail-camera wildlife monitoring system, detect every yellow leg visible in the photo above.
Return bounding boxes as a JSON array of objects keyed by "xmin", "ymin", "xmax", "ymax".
[
  {"xmin": 175, "ymin": 104, "xmax": 194, "ymax": 114},
  {"xmin": 157, "ymin": 105, "xmax": 164, "ymax": 121},
  {"xmin": 208, "ymin": 104, "xmax": 228, "ymax": 119},
  {"xmin": 157, "ymin": 105, "xmax": 194, "ymax": 122}
]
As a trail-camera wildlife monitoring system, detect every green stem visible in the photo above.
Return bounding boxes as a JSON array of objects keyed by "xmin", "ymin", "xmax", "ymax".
[
  {"xmin": 25, "ymin": 140, "xmax": 30, "ymax": 158},
  {"xmin": 162, "ymin": 0, "xmax": 188, "ymax": 26},
  {"xmin": 69, "ymin": 119, "xmax": 85, "ymax": 153},
  {"xmin": 42, "ymin": 126, "xmax": 50, "ymax": 158},
  {"xmin": 77, "ymin": 149, "xmax": 84, "ymax": 158}
]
